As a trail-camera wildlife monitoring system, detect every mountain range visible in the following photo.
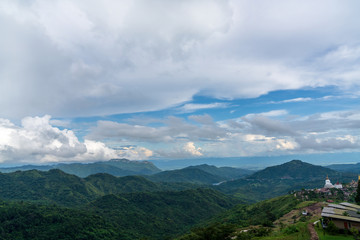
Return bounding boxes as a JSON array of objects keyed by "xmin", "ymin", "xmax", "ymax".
[
  {"xmin": 326, "ymin": 162, "xmax": 360, "ymax": 173},
  {"xmin": 0, "ymin": 158, "xmax": 161, "ymax": 177},
  {"xmin": 214, "ymin": 160, "xmax": 356, "ymax": 202},
  {"xmin": 0, "ymin": 159, "xmax": 358, "ymax": 239}
]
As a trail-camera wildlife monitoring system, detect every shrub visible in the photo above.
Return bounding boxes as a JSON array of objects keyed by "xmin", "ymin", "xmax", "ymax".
[
  {"xmin": 283, "ymin": 225, "xmax": 298, "ymax": 235},
  {"xmin": 326, "ymin": 221, "xmax": 339, "ymax": 235}
]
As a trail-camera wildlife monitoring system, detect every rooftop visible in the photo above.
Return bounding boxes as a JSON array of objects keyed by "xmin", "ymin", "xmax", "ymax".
[{"xmin": 321, "ymin": 202, "xmax": 360, "ymax": 223}]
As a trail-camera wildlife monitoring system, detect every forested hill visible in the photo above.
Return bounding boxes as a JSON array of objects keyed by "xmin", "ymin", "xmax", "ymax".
[
  {"xmin": 147, "ymin": 168, "xmax": 225, "ymax": 184},
  {"xmin": 248, "ymin": 159, "xmax": 339, "ymax": 180},
  {"xmin": 327, "ymin": 162, "xmax": 360, "ymax": 173},
  {"xmin": 0, "ymin": 169, "xmax": 197, "ymax": 206},
  {"xmin": 146, "ymin": 164, "xmax": 252, "ymax": 184},
  {"xmin": 0, "ymin": 158, "xmax": 161, "ymax": 177},
  {"xmin": 0, "ymin": 188, "xmax": 237, "ymax": 240},
  {"xmin": 184, "ymin": 164, "xmax": 254, "ymax": 179},
  {"xmin": 87, "ymin": 188, "xmax": 236, "ymax": 239},
  {"xmin": 215, "ymin": 160, "xmax": 356, "ymax": 202}
]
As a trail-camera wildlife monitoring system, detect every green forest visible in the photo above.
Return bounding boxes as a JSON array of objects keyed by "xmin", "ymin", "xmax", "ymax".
[{"xmin": 0, "ymin": 159, "xmax": 358, "ymax": 239}]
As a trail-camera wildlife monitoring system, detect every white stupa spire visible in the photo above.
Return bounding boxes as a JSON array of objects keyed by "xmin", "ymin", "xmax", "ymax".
[{"xmin": 324, "ymin": 175, "xmax": 334, "ymax": 188}]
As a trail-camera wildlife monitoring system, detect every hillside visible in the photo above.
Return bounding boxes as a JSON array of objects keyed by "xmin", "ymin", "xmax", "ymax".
[
  {"xmin": 0, "ymin": 159, "xmax": 357, "ymax": 239},
  {"xmin": 327, "ymin": 162, "xmax": 360, "ymax": 173},
  {"xmin": 0, "ymin": 188, "xmax": 236, "ymax": 240},
  {"xmin": 0, "ymin": 200, "xmax": 120, "ymax": 240},
  {"xmin": 0, "ymin": 158, "xmax": 161, "ymax": 178},
  {"xmin": 248, "ymin": 159, "xmax": 338, "ymax": 180},
  {"xmin": 176, "ymin": 194, "xmax": 305, "ymax": 240},
  {"xmin": 87, "ymin": 188, "xmax": 236, "ymax": 239},
  {"xmin": 215, "ymin": 160, "xmax": 357, "ymax": 202},
  {"xmin": 0, "ymin": 170, "xmax": 198, "ymax": 206},
  {"xmin": 0, "ymin": 169, "xmax": 99, "ymax": 206},
  {"xmin": 185, "ymin": 164, "xmax": 253, "ymax": 180},
  {"xmin": 147, "ymin": 168, "xmax": 225, "ymax": 184}
]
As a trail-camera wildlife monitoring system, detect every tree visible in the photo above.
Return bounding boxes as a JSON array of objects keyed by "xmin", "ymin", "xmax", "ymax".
[{"xmin": 355, "ymin": 180, "xmax": 360, "ymax": 205}]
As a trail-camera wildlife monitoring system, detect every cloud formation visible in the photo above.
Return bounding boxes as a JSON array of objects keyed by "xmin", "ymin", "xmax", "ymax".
[
  {"xmin": 88, "ymin": 110, "xmax": 360, "ymax": 158},
  {"xmin": 0, "ymin": 115, "xmax": 152, "ymax": 164},
  {"xmin": 0, "ymin": 109, "xmax": 359, "ymax": 163},
  {"xmin": 1, "ymin": 1, "xmax": 360, "ymax": 118}
]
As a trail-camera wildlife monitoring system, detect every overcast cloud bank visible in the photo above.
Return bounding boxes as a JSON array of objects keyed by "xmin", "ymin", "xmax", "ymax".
[
  {"xmin": 1, "ymin": 0, "xmax": 360, "ymax": 118},
  {"xmin": 1, "ymin": 1, "xmax": 360, "ymax": 164}
]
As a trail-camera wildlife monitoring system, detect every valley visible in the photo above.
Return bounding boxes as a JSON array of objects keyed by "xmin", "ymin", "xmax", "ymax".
[{"xmin": 0, "ymin": 159, "xmax": 359, "ymax": 239}]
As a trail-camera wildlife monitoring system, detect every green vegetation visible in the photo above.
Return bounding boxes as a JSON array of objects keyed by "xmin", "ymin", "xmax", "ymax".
[
  {"xmin": 215, "ymin": 160, "xmax": 356, "ymax": 202},
  {"xmin": 0, "ymin": 159, "xmax": 358, "ymax": 239},
  {"xmin": 210, "ymin": 195, "xmax": 299, "ymax": 227},
  {"xmin": 327, "ymin": 162, "xmax": 360, "ymax": 174},
  {"xmin": 248, "ymin": 160, "xmax": 339, "ymax": 180},
  {"xmin": 185, "ymin": 164, "xmax": 253, "ymax": 180},
  {"xmin": 0, "ymin": 158, "xmax": 161, "ymax": 177},
  {"xmin": 355, "ymin": 180, "xmax": 360, "ymax": 204},
  {"xmin": 0, "ymin": 170, "xmax": 200, "ymax": 206},
  {"xmin": 87, "ymin": 188, "xmax": 235, "ymax": 239},
  {"xmin": 177, "ymin": 195, "xmax": 300, "ymax": 239},
  {"xmin": 295, "ymin": 201, "xmax": 317, "ymax": 209},
  {"xmin": 0, "ymin": 201, "xmax": 119, "ymax": 240},
  {"xmin": 0, "ymin": 188, "xmax": 235, "ymax": 240},
  {"xmin": 147, "ymin": 168, "xmax": 225, "ymax": 184},
  {"xmin": 0, "ymin": 189, "xmax": 234, "ymax": 239},
  {"xmin": 315, "ymin": 224, "xmax": 354, "ymax": 240}
]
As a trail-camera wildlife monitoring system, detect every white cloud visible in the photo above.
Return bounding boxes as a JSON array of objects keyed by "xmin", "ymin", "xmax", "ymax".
[
  {"xmin": 88, "ymin": 115, "xmax": 228, "ymax": 143},
  {"xmin": 183, "ymin": 142, "xmax": 203, "ymax": 157},
  {"xmin": 178, "ymin": 102, "xmax": 229, "ymax": 113},
  {"xmin": 1, "ymin": 1, "xmax": 360, "ymax": 118},
  {"xmin": 2, "ymin": 109, "xmax": 360, "ymax": 162},
  {"xmin": 87, "ymin": 108, "xmax": 360, "ymax": 158},
  {"xmin": 243, "ymin": 110, "xmax": 288, "ymax": 119},
  {"xmin": 270, "ymin": 97, "xmax": 313, "ymax": 104},
  {"xmin": 0, "ymin": 115, "xmax": 152, "ymax": 164}
]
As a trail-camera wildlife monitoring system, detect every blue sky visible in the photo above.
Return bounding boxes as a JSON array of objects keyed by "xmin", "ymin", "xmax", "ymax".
[{"xmin": 0, "ymin": 0, "xmax": 360, "ymax": 165}]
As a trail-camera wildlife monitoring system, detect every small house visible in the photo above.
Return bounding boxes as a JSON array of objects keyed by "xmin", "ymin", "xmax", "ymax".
[{"xmin": 321, "ymin": 202, "xmax": 360, "ymax": 230}]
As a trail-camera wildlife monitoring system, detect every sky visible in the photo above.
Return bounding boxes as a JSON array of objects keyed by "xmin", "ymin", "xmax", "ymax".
[{"xmin": 1, "ymin": 0, "xmax": 360, "ymax": 166}]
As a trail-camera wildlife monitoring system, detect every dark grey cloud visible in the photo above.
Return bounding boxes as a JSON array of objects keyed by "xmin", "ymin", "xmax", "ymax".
[{"xmin": 241, "ymin": 115, "xmax": 297, "ymax": 136}]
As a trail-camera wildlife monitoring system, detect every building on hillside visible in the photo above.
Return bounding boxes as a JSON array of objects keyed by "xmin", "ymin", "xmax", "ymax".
[
  {"xmin": 334, "ymin": 181, "xmax": 343, "ymax": 189},
  {"xmin": 322, "ymin": 202, "xmax": 360, "ymax": 230},
  {"xmin": 324, "ymin": 176, "xmax": 334, "ymax": 188}
]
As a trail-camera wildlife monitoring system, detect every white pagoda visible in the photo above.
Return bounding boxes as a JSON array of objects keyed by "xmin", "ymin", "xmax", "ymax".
[{"xmin": 324, "ymin": 176, "xmax": 334, "ymax": 188}]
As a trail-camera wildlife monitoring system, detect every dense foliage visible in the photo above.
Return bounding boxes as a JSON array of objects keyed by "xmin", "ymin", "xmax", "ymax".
[
  {"xmin": 86, "ymin": 188, "xmax": 236, "ymax": 239},
  {"xmin": 0, "ymin": 188, "xmax": 235, "ymax": 240},
  {"xmin": 0, "ymin": 159, "xmax": 161, "ymax": 177},
  {"xmin": 0, "ymin": 170, "xmax": 199, "ymax": 206},
  {"xmin": 0, "ymin": 159, "xmax": 357, "ymax": 239},
  {"xmin": 184, "ymin": 164, "xmax": 253, "ymax": 180},
  {"xmin": 210, "ymin": 195, "xmax": 299, "ymax": 227},
  {"xmin": 177, "ymin": 195, "xmax": 299, "ymax": 239},
  {"xmin": 147, "ymin": 168, "xmax": 225, "ymax": 184},
  {"xmin": 356, "ymin": 180, "xmax": 360, "ymax": 204},
  {"xmin": 215, "ymin": 160, "xmax": 356, "ymax": 202},
  {"xmin": 248, "ymin": 160, "xmax": 343, "ymax": 180},
  {"xmin": 0, "ymin": 201, "xmax": 119, "ymax": 240}
]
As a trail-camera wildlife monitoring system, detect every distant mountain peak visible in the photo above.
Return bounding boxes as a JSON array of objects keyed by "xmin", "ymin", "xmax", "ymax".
[
  {"xmin": 248, "ymin": 159, "xmax": 337, "ymax": 180},
  {"xmin": 109, "ymin": 158, "xmax": 130, "ymax": 162}
]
